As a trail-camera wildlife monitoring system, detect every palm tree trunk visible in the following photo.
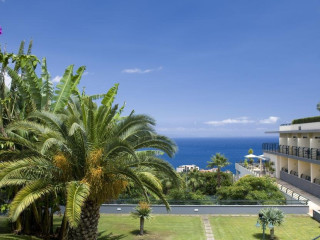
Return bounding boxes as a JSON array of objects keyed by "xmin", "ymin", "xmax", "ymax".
[
  {"xmin": 270, "ymin": 228, "xmax": 275, "ymax": 239},
  {"xmin": 58, "ymin": 212, "xmax": 68, "ymax": 240},
  {"xmin": 31, "ymin": 202, "xmax": 42, "ymax": 232},
  {"xmin": 140, "ymin": 217, "xmax": 144, "ymax": 235},
  {"xmin": 15, "ymin": 216, "xmax": 22, "ymax": 234},
  {"xmin": 217, "ymin": 168, "xmax": 221, "ymax": 188},
  {"xmin": 68, "ymin": 200, "xmax": 100, "ymax": 240}
]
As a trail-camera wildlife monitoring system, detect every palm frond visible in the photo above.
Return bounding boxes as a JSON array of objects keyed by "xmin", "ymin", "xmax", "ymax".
[
  {"xmin": 132, "ymin": 135, "xmax": 177, "ymax": 158},
  {"xmin": 126, "ymin": 155, "xmax": 181, "ymax": 188},
  {"xmin": 65, "ymin": 181, "xmax": 90, "ymax": 228},
  {"xmin": 0, "ymin": 178, "xmax": 30, "ymax": 188},
  {"xmin": 9, "ymin": 180, "xmax": 54, "ymax": 221},
  {"xmin": 40, "ymin": 137, "xmax": 66, "ymax": 155},
  {"xmin": 103, "ymin": 139, "xmax": 137, "ymax": 161},
  {"xmin": 114, "ymin": 167, "xmax": 149, "ymax": 201},
  {"xmin": 138, "ymin": 172, "xmax": 170, "ymax": 211},
  {"xmin": 96, "ymin": 105, "xmax": 118, "ymax": 140},
  {"xmin": 68, "ymin": 122, "xmax": 85, "ymax": 136},
  {"xmin": 115, "ymin": 115, "xmax": 155, "ymax": 138},
  {"xmin": 27, "ymin": 111, "xmax": 65, "ymax": 134},
  {"xmin": 0, "ymin": 157, "xmax": 52, "ymax": 182},
  {"xmin": 0, "ymin": 135, "xmax": 38, "ymax": 151}
]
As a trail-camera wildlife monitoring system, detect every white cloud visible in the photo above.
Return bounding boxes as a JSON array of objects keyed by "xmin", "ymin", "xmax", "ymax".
[
  {"xmin": 122, "ymin": 66, "xmax": 162, "ymax": 74},
  {"xmin": 259, "ymin": 116, "xmax": 279, "ymax": 124},
  {"xmin": 52, "ymin": 75, "xmax": 62, "ymax": 83},
  {"xmin": 4, "ymin": 72, "xmax": 11, "ymax": 88},
  {"xmin": 83, "ymin": 71, "xmax": 90, "ymax": 76},
  {"xmin": 205, "ymin": 117, "xmax": 254, "ymax": 126}
]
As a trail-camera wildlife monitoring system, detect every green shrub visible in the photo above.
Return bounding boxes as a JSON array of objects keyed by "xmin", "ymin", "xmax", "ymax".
[
  {"xmin": 216, "ymin": 176, "xmax": 286, "ymax": 205},
  {"xmin": 292, "ymin": 116, "xmax": 320, "ymax": 124}
]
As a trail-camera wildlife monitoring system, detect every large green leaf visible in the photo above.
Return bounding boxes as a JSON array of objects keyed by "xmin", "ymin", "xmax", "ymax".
[
  {"xmin": 51, "ymin": 65, "xmax": 74, "ymax": 113},
  {"xmin": 40, "ymin": 58, "xmax": 53, "ymax": 110},
  {"xmin": 52, "ymin": 65, "xmax": 85, "ymax": 113},
  {"xmin": 25, "ymin": 62, "xmax": 42, "ymax": 109},
  {"xmin": 13, "ymin": 41, "xmax": 25, "ymax": 72},
  {"xmin": 101, "ymin": 83, "xmax": 119, "ymax": 108},
  {"xmin": 71, "ymin": 65, "xmax": 86, "ymax": 93},
  {"xmin": 66, "ymin": 181, "xmax": 90, "ymax": 228},
  {"xmin": 7, "ymin": 67, "xmax": 35, "ymax": 111},
  {"xmin": 27, "ymin": 40, "xmax": 33, "ymax": 55}
]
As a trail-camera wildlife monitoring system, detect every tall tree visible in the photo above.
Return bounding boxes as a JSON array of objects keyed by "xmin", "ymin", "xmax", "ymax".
[
  {"xmin": 0, "ymin": 42, "xmax": 89, "ymax": 236},
  {"xmin": 0, "ymin": 86, "xmax": 180, "ymax": 240},
  {"xmin": 207, "ymin": 153, "xmax": 230, "ymax": 188}
]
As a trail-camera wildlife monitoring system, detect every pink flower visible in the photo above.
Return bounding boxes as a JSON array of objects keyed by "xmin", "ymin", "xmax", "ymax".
[{"xmin": 0, "ymin": 26, "xmax": 2, "ymax": 35}]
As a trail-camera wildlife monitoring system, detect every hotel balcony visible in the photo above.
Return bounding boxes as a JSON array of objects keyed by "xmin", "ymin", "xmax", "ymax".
[
  {"xmin": 262, "ymin": 143, "xmax": 320, "ymax": 161},
  {"xmin": 263, "ymin": 142, "xmax": 320, "ymax": 198},
  {"xmin": 280, "ymin": 170, "xmax": 320, "ymax": 198}
]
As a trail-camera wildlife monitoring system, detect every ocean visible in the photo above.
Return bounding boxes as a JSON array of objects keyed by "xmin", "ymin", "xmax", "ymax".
[{"xmin": 163, "ymin": 137, "xmax": 278, "ymax": 173}]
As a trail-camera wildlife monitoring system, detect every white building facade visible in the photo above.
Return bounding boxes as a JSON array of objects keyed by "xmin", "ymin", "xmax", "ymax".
[
  {"xmin": 176, "ymin": 164, "xmax": 200, "ymax": 173},
  {"xmin": 263, "ymin": 121, "xmax": 320, "ymax": 198}
]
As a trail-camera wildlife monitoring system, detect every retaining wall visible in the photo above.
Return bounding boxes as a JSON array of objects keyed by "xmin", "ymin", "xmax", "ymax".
[
  {"xmin": 313, "ymin": 210, "xmax": 320, "ymax": 222},
  {"xmin": 100, "ymin": 204, "xmax": 309, "ymax": 215}
]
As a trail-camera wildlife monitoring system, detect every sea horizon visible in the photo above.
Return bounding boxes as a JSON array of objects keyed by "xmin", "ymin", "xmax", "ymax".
[{"xmin": 163, "ymin": 137, "xmax": 278, "ymax": 174}]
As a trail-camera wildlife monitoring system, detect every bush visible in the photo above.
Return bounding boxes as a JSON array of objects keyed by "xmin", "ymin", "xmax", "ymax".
[
  {"xmin": 196, "ymin": 172, "xmax": 233, "ymax": 195},
  {"xmin": 167, "ymin": 189, "xmax": 209, "ymax": 204},
  {"xmin": 292, "ymin": 116, "xmax": 320, "ymax": 124},
  {"xmin": 216, "ymin": 176, "xmax": 286, "ymax": 205}
]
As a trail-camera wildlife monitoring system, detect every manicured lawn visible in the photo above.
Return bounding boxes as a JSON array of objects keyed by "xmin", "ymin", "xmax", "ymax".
[
  {"xmin": 97, "ymin": 214, "xmax": 205, "ymax": 240},
  {"xmin": 3, "ymin": 214, "xmax": 318, "ymax": 240},
  {"xmin": 210, "ymin": 215, "xmax": 320, "ymax": 240},
  {"xmin": 0, "ymin": 215, "xmax": 205, "ymax": 240}
]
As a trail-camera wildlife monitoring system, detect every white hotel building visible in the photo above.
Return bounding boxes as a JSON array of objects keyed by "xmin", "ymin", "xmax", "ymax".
[{"xmin": 262, "ymin": 119, "xmax": 320, "ymax": 198}]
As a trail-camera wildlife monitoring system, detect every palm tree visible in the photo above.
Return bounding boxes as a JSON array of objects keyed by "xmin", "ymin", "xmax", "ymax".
[
  {"xmin": 264, "ymin": 161, "xmax": 275, "ymax": 176},
  {"xmin": 0, "ymin": 88, "xmax": 180, "ymax": 240},
  {"xmin": 131, "ymin": 202, "xmax": 152, "ymax": 235},
  {"xmin": 186, "ymin": 170, "xmax": 203, "ymax": 192},
  {"xmin": 248, "ymin": 148, "xmax": 254, "ymax": 168},
  {"xmin": 0, "ymin": 43, "xmax": 91, "ymax": 236},
  {"xmin": 259, "ymin": 208, "xmax": 284, "ymax": 239},
  {"xmin": 207, "ymin": 153, "xmax": 230, "ymax": 188}
]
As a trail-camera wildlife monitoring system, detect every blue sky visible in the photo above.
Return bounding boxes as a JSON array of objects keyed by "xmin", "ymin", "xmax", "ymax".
[{"xmin": 1, "ymin": 0, "xmax": 320, "ymax": 137}]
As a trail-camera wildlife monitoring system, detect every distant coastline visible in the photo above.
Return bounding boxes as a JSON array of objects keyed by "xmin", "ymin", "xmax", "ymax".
[{"xmin": 163, "ymin": 137, "xmax": 278, "ymax": 174}]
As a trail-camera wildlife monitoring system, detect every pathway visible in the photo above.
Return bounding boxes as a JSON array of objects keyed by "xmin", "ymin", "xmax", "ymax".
[
  {"xmin": 277, "ymin": 179, "xmax": 320, "ymax": 215},
  {"xmin": 202, "ymin": 215, "xmax": 214, "ymax": 240}
]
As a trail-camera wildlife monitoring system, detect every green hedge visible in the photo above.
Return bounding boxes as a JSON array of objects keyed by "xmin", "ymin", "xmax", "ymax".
[{"xmin": 292, "ymin": 116, "xmax": 320, "ymax": 124}]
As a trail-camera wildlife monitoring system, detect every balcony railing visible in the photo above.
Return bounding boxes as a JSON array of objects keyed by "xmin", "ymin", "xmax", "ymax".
[
  {"xmin": 280, "ymin": 168, "xmax": 320, "ymax": 185},
  {"xmin": 262, "ymin": 143, "xmax": 320, "ymax": 160}
]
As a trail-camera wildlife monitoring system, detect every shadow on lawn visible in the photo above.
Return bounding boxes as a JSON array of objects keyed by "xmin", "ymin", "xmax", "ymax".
[
  {"xmin": 98, "ymin": 231, "xmax": 126, "ymax": 240},
  {"xmin": 0, "ymin": 235, "xmax": 40, "ymax": 240},
  {"xmin": 129, "ymin": 229, "xmax": 150, "ymax": 235},
  {"xmin": 252, "ymin": 233, "xmax": 278, "ymax": 240}
]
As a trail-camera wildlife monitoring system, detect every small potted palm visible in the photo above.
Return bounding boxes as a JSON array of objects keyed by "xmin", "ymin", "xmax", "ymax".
[{"xmin": 132, "ymin": 202, "xmax": 152, "ymax": 235}]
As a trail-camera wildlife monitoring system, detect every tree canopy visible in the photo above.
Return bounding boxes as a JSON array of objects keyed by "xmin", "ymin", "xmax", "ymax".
[{"xmin": 217, "ymin": 175, "xmax": 285, "ymax": 204}]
